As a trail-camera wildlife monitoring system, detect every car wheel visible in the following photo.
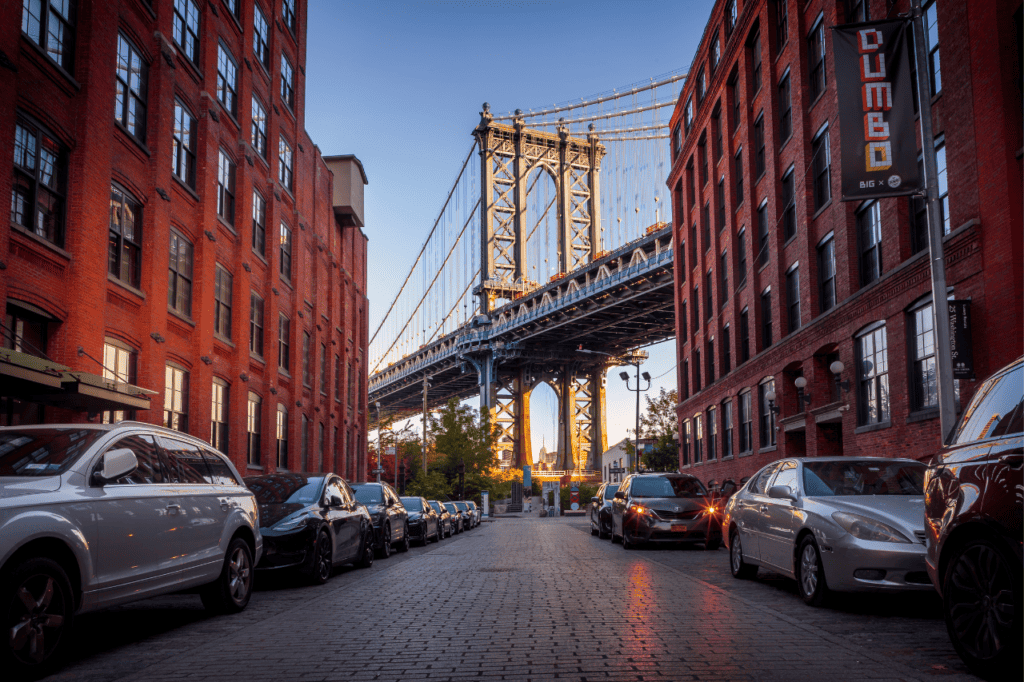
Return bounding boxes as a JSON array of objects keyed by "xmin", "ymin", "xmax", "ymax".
[
  {"xmin": 622, "ymin": 528, "xmax": 635, "ymax": 550},
  {"xmin": 378, "ymin": 524, "xmax": 392, "ymax": 559},
  {"xmin": 599, "ymin": 520, "xmax": 611, "ymax": 540},
  {"xmin": 356, "ymin": 529, "xmax": 374, "ymax": 569},
  {"xmin": 591, "ymin": 517, "xmax": 599, "ymax": 536},
  {"xmin": 729, "ymin": 528, "xmax": 758, "ymax": 579},
  {"xmin": 398, "ymin": 524, "xmax": 411, "ymax": 552},
  {"xmin": 797, "ymin": 536, "xmax": 829, "ymax": 606},
  {"xmin": 305, "ymin": 529, "xmax": 333, "ymax": 585},
  {"xmin": 1, "ymin": 557, "xmax": 75, "ymax": 678},
  {"xmin": 942, "ymin": 538, "xmax": 1022, "ymax": 680},
  {"xmin": 200, "ymin": 537, "xmax": 253, "ymax": 614}
]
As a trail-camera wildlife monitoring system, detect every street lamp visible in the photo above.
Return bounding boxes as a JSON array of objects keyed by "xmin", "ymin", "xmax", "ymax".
[
  {"xmin": 794, "ymin": 376, "xmax": 812, "ymax": 408},
  {"xmin": 620, "ymin": 366, "xmax": 651, "ymax": 474},
  {"xmin": 374, "ymin": 401, "xmax": 382, "ymax": 483},
  {"xmin": 830, "ymin": 360, "xmax": 850, "ymax": 400}
]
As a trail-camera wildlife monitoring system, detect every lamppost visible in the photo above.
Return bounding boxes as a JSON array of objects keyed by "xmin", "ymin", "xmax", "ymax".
[
  {"xmin": 830, "ymin": 360, "xmax": 851, "ymax": 401},
  {"xmin": 620, "ymin": 365, "xmax": 651, "ymax": 474},
  {"xmin": 374, "ymin": 401, "xmax": 382, "ymax": 483},
  {"xmin": 422, "ymin": 376, "xmax": 431, "ymax": 476}
]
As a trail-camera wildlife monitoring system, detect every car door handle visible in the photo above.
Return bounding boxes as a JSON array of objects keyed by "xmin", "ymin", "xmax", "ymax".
[
  {"xmin": 220, "ymin": 501, "xmax": 231, "ymax": 511},
  {"xmin": 166, "ymin": 504, "xmax": 182, "ymax": 515},
  {"xmin": 759, "ymin": 505, "xmax": 768, "ymax": 513},
  {"xmin": 998, "ymin": 453, "xmax": 1023, "ymax": 467}
]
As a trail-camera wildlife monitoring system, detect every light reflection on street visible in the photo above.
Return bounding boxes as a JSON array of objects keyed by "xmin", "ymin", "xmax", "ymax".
[{"xmin": 624, "ymin": 560, "xmax": 658, "ymax": 663}]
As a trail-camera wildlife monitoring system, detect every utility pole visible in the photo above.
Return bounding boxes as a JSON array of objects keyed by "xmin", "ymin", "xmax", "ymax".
[
  {"xmin": 374, "ymin": 401, "xmax": 382, "ymax": 483},
  {"xmin": 619, "ymin": 363, "xmax": 651, "ymax": 474},
  {"xmin": 422, "ymin": 376, "xmax": 430, "ymax": 476},
  {"xmin": 911, "ymin": 0, "xmax": 957, "ymax": 442}
]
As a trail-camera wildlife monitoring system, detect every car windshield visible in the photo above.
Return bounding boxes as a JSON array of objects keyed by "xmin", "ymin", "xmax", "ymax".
[
  {"xmin": 630, "ymin": 476, "xmax": 707, "ymax": 498},
  {"xmin": 443, "ymin": 502, "xmax": 457, "ymax": 513},
  {"xmin": 604, "ymin": 484, "xmax": 620, "ymax": 499},
  {"xmin": 353, "ymin": 485, "xmax": 383, "ymax": 505},
  {"xmin": 803, "ymin": 461, "xmax": 926, "ymax": 496},
  {"xmin": 245, "ymin": 475, "xmax": 323, "ymax": 505},
  {"xmin": 429, "ymin": 501, "xmax": 443, "ymax": 513},
  {"xmin": 0, "ymin": 428, "xmax": 105, "ymax": 477},
  {"xmin": 402, "ymin": 497, "xmax": 423, "ymax": 512},
  {"xmin": 454, "ymin": 502, "xmax": 468, "ymax": 511}
]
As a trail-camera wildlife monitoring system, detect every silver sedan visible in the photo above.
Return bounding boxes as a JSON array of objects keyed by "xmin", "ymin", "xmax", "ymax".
[{"xmin": 723, "ymin": 457, "xmax": 933, "ymax": 606}]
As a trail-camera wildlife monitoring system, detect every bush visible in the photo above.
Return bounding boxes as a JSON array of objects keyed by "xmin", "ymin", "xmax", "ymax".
[{"xmin": 559, "ymin": 483, "xmax": 599, "ymax": 511}]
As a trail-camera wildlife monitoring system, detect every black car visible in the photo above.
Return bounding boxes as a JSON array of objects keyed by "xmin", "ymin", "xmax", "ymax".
[
  {"xmin": 443, "ymin": 502, "xmax": 463, "ymax": 533},
  {"xmin": 610, "ymin": 472, "xmax": 722, "ymax": 550},
  {"xmin": 401, "ymin": 496, "xmax": 441, "ymax": 545},
  {"xmin": 430, "ymin": 500, "xmax": 454, "ymax": 537},
  {"xmin": 245, "ymin": 473, "xmax": 374, "ymax": 584},
  {"xmin": 589, "ymin": 482, "xmax": 620, "ymax": 539},
  {"xmin": 924, "ymin": 356, "xmax": 1023, "ymax": 680},
  {"xmin": 352, "ymin": 482, "xmax": 410, "ymax": 558},
  {"xmin": 453, "ymin": 501, "xmax": 473, "ymax": 529}
]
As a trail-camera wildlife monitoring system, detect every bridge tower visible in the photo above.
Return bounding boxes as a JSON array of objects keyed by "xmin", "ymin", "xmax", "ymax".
[{"xmin": 466, "ymin": 105, "xmax": 608, "ymax": 472}]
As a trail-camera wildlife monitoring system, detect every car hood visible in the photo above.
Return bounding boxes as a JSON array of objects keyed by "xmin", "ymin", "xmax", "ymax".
[
  {"xmin": 805, "ymin": 495, "xmax": 926, "ymax": 536},
  {"xmin": 258, "ymin": 502, "xmax": 309, "ymax": 528},
  {"xmin": 0, "ymin": 476, "xmax": 62, "ymax": 501},
  {"xmin": 631, "ymin": 496, "xmax": 706, "ymax": 512}
]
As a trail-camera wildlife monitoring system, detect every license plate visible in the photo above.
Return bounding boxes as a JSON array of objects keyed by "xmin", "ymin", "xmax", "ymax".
[{"xmin": 671, "ymin": 524, "xmax": 688, "ymax": 532}]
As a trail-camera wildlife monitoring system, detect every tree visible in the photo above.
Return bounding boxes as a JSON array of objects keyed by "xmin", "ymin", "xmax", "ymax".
[
  {"xmin": 638, "ymin": 387, "xmax": 679, "ymax": 439},
  {"xmin": 642, "ymin": 433, "xmax": 680, "ymax": 472},
  {"xmin": 405, "ymin": 470, "xmax": 451, "ymax": 500},
  {"xmin": 429, "ymin": 398, "xmax": 499, "ymax": 482}
]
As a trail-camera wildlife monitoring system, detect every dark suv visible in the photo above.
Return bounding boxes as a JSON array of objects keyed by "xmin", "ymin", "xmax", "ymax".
[
  {"xmin": 351, "ymin": 482, "xmax": 409, "ymax": 558},
  {"xmin": 924, "ymin": 357, "xmax": 1022, "ymax": 680}
]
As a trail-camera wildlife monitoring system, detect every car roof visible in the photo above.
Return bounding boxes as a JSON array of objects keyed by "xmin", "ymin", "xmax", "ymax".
[
  {"xmin": 0, "ymin": 421, "xmax": 221, "ymax": 450},
  {"xmin": 795, "ymin": 456, "xmax": 924, "ymax": 464}
]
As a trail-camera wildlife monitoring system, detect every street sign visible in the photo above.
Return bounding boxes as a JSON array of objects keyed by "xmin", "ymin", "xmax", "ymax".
[
  {"xmin": 608, "ymin": 466, "xmax": 625, "ymax": 474},
  {"xmin": 384, "ymin": 445, "xmax": 396, "ymax": 456},
  {"xmin": 949, "ymin": 300, "xmax": 974, "ymax": 378}
]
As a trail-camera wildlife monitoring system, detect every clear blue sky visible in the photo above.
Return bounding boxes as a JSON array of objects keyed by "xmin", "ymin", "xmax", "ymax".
[{"xmin": 305, "ymin": 0, "xmax": 715, "ymax": 457}]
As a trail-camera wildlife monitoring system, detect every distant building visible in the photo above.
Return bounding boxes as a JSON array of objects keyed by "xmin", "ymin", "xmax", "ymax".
[{"xmin": 600, "ymin": 437, "xmax": 655, "ymax": 482}]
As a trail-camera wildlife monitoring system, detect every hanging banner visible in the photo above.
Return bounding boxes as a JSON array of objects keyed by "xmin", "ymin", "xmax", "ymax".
[
  {"xmin": 832, "ymin": 20, "xmax": 921, "ymax": 201},
  {"xmin": 948, "ymin": 300, "xmax": 974, "ymax": 379}
]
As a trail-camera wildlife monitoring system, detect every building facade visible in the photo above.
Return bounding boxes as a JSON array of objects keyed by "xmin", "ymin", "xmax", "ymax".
[
  {"xmin": 0, "ymin": 0, "xmax": 371, "ymax": 481},
  {"xmin": 667, "ymin": 0, "xmax": 1022, "ymax": 485}
]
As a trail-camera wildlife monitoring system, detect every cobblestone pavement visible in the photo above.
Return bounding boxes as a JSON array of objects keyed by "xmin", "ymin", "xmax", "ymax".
[{"xmin": 42, "ymin": 516, "xmax": 982, "ymax": 682}]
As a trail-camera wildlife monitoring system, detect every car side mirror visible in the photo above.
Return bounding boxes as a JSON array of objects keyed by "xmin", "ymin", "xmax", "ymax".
[
  {"xmin": 767, "ymin": 485, "xmax": 797, "ymax": 502},
  {"xmin": 329, "ymin": 494, "xmax": 343, "ymax": 507},
  {"xmin": 93, "ymin": 448, "xmax": 138, "ymax": 484},
  {"xmin": 614, "ymin": 491, "xmax": 625, "ymax": 499},
  {"xmin": 591, "ymin": 496, "xmax": 599, "ymax": 504}
]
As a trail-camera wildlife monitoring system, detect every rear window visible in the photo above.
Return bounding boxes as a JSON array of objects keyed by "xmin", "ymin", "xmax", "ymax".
[
  {"xmin": 952, "ymin": 364, "xmax": 1023, "ymax": 444},
  {"xmin": 803, "ymin": 461, "xmax": 925, "ymax": 496},
  {"xmin": 429, "ymin": 500, "xmax": 443, "ymax": 513},
  {"xmin": 0, "ymin": 428, "xmax": 104, "ymax": 477},
  {"xmin": 401, "ymin": 497, "xmax": 423, "ymax": 512},
  {"xmin": 443, "ymin": 502, "xmax": 457, "ymax": 513},
  {"xmin": 353, "ymin": 485, "xmax": 383, "ymax": 504},
  {"xmin": 604, "ymin": 484, "xmax": 620, "ymax": 499},
  {"xmin": 246, "ymin": 475, "xmax": 323, "ymax": 504},
  {"xmin": 454, "ymin": 502, "xmax": 468, "ymax": 511}
]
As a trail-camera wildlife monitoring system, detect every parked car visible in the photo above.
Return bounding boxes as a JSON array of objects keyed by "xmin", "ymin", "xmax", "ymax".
[
  {"xmin": 453, "ymin": 501, "xmax": 474, "ymax": 529},
  {"xmin": 401, "ymin": 496, "xmax": 441, "ymax": 545},
  {"xmin": 0, "ymin": 423, "xmax": 262, "ymax": 678},
  {"xmin": 724, "ymin": 457, "xmax": 932, "ymax": 606},
  {"xmin": 351, "ymin": 482, "xmax": 409, "ymax": 557},
  {"xmin": 589, "ymin": 482, "xmax": 620, "ymax": 539},
  {"xmin": 467, "ymin": 500, "xmax": 482, "ymax": 525},
  {"xmin": 443, "ymin": 502, "xmax": 464, "ymax": 533},
  {"xmin": 245, "ymin": 473, "xmax": 374, "ymax": 583},
  {"xmin": 924, "ymin": 357, "xmax": 1022, "ymax": 680},
  {"xmin": 610, "ymin": 473, "xmax": 721, "ymax": 550},
  {"xmin": 429, "ymin": 500, "xmax": 453, "ymax": 538}
]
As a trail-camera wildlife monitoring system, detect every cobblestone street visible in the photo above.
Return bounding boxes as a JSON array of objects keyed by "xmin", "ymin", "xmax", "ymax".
[{"xmin": 44, "ymin": 517, "xmax": 979, "ymax": 682}]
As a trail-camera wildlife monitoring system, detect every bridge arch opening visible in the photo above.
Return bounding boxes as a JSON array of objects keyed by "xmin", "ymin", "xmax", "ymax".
[
  {"xmin": 528, "ymin": 380, "xmax": 559, "ymax": 471},
  {"xmin": 524, "ymin": 166, "xmax": 560, "ymax": 286}
]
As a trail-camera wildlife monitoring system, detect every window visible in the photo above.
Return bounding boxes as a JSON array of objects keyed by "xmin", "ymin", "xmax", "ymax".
[
  {"xmin": 251, "ymin": 97, "xmax": 268, "ymax": 158},
  {"xmin": 224, "ymin": 0, "xmax": 240, "ymax": 20},
  {"xmin": 334, "ymin": 355, "xmax": 341, "ymax": 401},
  {"xmin": 706, "ymin": 338, "xmax": 715, "ymax": 383},
  {"xmin": 252, "ymin": 191, "xmax": 266, "ymax": 257},
  {"xmin": 694, "ymin": 413, "xmax": 703, "ymax": 463},
  {"xmin": 692, "ymin": 284, "xmax": 700, "ymax": 332},
  {"xmin": 278, "ymin": 314, "xmax": 290, "ymax": 372},
  {"xmin": 247, "ymin": 392, "xmax": 262, "ymax": 465},
  {"xmin": 857, "ymin": 323, "xmax": 890, "ymax": 425},
  {"xmin": 845, "ymin": 0, "xmax": 868, "ymax": 22},
  {"xmin": 696, "ymin": 67, "xmax": 706, "ymax": 104},
  {"xmin": 320, "ymin": 343, "xmax": 328, "ymax": 395},
  {"xmin": 858, "ymin": 200, "xmax": 882, "ymax": 286},
  {"xmin": 722, "ymin": 324, "xmax": 731, "ymax": 374},
  {"xmin": 108, "ymin": 184, "xmax": 142, "ymax": 288},
  {"xmin": 694, "ymin": 348, "xmax": 702, "ymax": 392},
  {"xmin": 712, "ymin": 108, "xmax": 723, "ymax": 160},
  {"xmin": 686, "ymin": 161, "xmax": 695, "ymax": 203},
  {"xmin": 776, "ymin": 0, "xmax": 788, "ymax": 48},
  {"xmin": 164, "ymin": 364, "xmax": 189, "ymax": 432},
  {"xmin": 750, "ymin": 30, "xmax": 762, "ymax": 93},
  {"xmin": 302, "ymin": 331, "xmax": 311, "ymax": 386},
  {"xmin": 729, "ymin": 69, "xmax": 741, "ymax": 131},
  {"xmin": 115, "ymin": 34, "xmax": 147, "ymax": 141},
  {"xmin": 253, "ymin": 4, "xmax": 270, "ymax": 69},
  {"xmin": 786, "ymin": 265, "xmax": 800, "ymax": 333},
  {"xmin": 756, "ymin": 200, "xmax": 769, "ymax": 267},
  {"xmin": 681, "ymin": 359, "xmax": 689, "ymax": 400},
  {"xmin": 725, "ymin": 0, "xmax": 737, "ymax": 36},
  {"xmin": 690, "ymin": 223, "xmax": 698, "ymax": 265},
  {"xmin": 684, "ymin": 97, "xmax": 693, "ymax": 133},
  {"xmin": 682, "ymin": 419, "xmax": 691, "ymax": 465},
  {"xmin": 761, "ymin": 287, "xmax": 772, "ymax": 348},
  {"xmin": 759, "ymin": 378, "xmax": 776, "ymax": 447},
  {"xmin": 935, "ymin": 136, "xmax": 950, "ymax": 234},
  {"xmin": 719, "ymin": 251, "xmax": 729, "ymax": 306},
  {"xmin": 317, "ymin": 422, "xmax": 325, "ymax": 472},
  {"xmin": 699, "ymin": 138, "xmax": 708, "ymax": 186},
  {"xmin": 778, "ymin": 72, "xmax": 792, "ymax": 142},
  {"xmin": 172, "ymin": 0, "xmax": 200, "ymax": 64},
  {"xmin": 216, "ymin": 44, "xmax": 238, "ymax": 116},
  {"xmin": 276, "ymin": 405, "xmax": 288, "ymax": 469},
  {"xmin": 733, "ymin": 149, "xmax": 743, "ymax": 206},
  {"xmin": 722, "ymin": 399, "xmax": 733, "ymax": 457},
  {"xmin": 952, "ymin": 364, "xmax": 1023, "ymax": 444},
  {"xmin": 214, "ymin": 266, "xmax": 232, "ymax": 339},
  {"xmin": 811, "ymin": 125, "xmax": 831, "ymax": 210},
  {"xmin": 282, "ymin": 0, "xmax": 296, "ymax": 32},
  {"xmin": 250, "ymin": 292, "xmax": 264, "ymax": 356},
  {"xmin": 753, "ymin": 114, "xmax": 765, "ymax": 177},
  {"xmin": 739, "ymin": 390, "xmax": 752, "ymax": 452},
  {"xmin": 168, "ymin": 230, "xmax": 193, "ymax": 317},
  {"xmin": 11, "ymin": 116, "xmax": 66, "ymax": 247},
  {"xmin": 680, "ymin": 299, "xmax": 687, "ymax": 338},
  {"xmin": 280, "ymin": 222, "xmax": 293, "ymax": 280},
  {"xmin": 702, "ymin": 201, "xmax": 711, "ymax": 250},
  {"xmin": 923, "ymin": 0, "xmax": 941, "ymax": 95},
  {"xmin": 705, "ymin": 270, "xmax": 714, "ymax": 320},
  {"xmin": 672, "ymin": 124, "xmax": 682, "ymax": 160},
  {"xmin": 781, "ymin": 167, "xmax": 795, "ymax": 240},
  {"xmin": 712, "ymin": 36, "xmax": 721, "ymax": 73},
  {"xmin": 716, "ymin": 178, "xmax": 726, "ymax": 232},
  {"xmin": 21, "ymin": 0, "xmax": 76, "ymax": 71},
  {"xmin": 101, "ymin": 339, "xmax": 136, "ymax": 423},
  {"xmin": 707, "ymin": 406, "xmax": 717, "ymax": 460},
  {"xmin": 281, "ymin": 54, "xmax": 295, "ymax": 110},
  {"xmin": 211, "ymin": 379, "xmax": 229, "ymax": 454},
  {"xmin": 909, "ymin": 301, "xmax": 938, "ymax": 412},
  {"xmin": 279, "ymin": 136, "xmax": 293, "ymax": 191},
  {"xmin": 817, "ymin": 232, "xmax": 836, "ymax": 313},
  {"xmin": 808, "ymin": 16, "xmax": 826, "ymax": 100},
  {"xmin": 172, "ymin": 101, "xmax": 197, "ymax": 188},
  {"xmin": 739, "ymin": 307, "xmax": 750, "ymax": 362},
  {"xmin": 301, "ymin": 414, "xmax": 310, "ymax": 472},
  {"xmin": 217, "ymin": 150, "xmax": 236, "ymax": 225},
  {"xmin": 737, "ymin": 227, "xmax": 747, "ymax": 286},
  {"xmin": 910, "ymin": 157, "xmax": 928, "ymax": 254}
]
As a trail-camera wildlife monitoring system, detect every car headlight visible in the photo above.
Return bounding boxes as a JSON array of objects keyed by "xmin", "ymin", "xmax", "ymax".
[
  {"xmin": 630, "ymin": 504, "xmax": 651, "ymax": 516},
  {"xmin": 831, "ymin": 511, "xmax": 911, "ymax": 543},
  {"xmin": 272, "ymin": 514, "xmax": 309, "ymax": 532}
]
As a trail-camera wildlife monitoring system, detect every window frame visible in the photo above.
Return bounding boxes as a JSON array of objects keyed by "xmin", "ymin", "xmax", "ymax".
[
  {"xmin": 786, "ymin": 264, "xmax": 800, "ymax": 334},
  {"xmin": 761, "ymin": 286, "xmax": 773, "ymax": 349},
  {"xmin": 781, "ymin": 165, "xmax": 796, "ymax": 241},
  {"xmin": 172, "ymin": 100, "xmax": 197, "ymax": 189},
  {"xmin": 214, "ymin": 265, "xmax": 233, "ymax": 339},
  {"xmin": 278, "ymin": 314, "xmax": 290, "ymax": 373},
  {"xmin": 279, "ymin": 222, "xmax": 293, "ymax": 281},
  {"xmin": 250, "ymin": 291, "xmax": 264, "ymax": 357},
  {"xmin": 722, "ymin": 398, "xmax": 734, "ymax": 457},
  {"xmin": 758, "ymin": 377, "xmax": 777, "ymax": 448},
  {"xmin": 253, "ymin": 4, "xmax": 271, "ymax": 69},
  {"xmin": 21, "ymin": 0, "xmax": 77, "ymax": 72},
  {"xmin": 172, "ymin": 0, "xmax": 200, "ymax": 65},
  {"xmin": 753, "ymin": 113, "xmax": 765, "ymax": 178},
  {"xmin": 247, "ymin": 391, "xmax": 262, "ymax": 466},
  {"xmin": 211, "ymin": 378, "xmax": 229, "ymax": 454},
  {"xmin": 251, "ymin": 96, "xmax": 268, "ymax": 159},
  {"xmin": 857, "ymin": 200, "xmax": 882, "ymax": 287},
  {"xmin": 807, "ymin": 14, "xmax": 826, "ymax": 101},
  {"xmin": 108, "ymin": 183, "xmax": 143, "ymax": 288},
  {"xmin": 279, "ymin": 136, "xmax": 294, "ymax": 192},
  {"xmin": 216, "ymin": 42, "xmax": 238, "ymax": 117},
  {"xmin": 217, "ymin": 149, "xmax": 236, "ymax": 226},
  {"xmin": 11, "ymin": 114, "xmax": 67, "ymax": 247},
  {"xmin": 281, "ymin": 53, "xmax": 295, "ymax": 110},
  {"xmin": 856, "ymin": 322, "xmax": 890, "ymax": 426},
  {"xmin": 164, "ymin": 363, "xmax": 189, "ymax": 432},
  {"xmin": 778, "ymin": 70, "xmax": 792, "ymax": 143},
  {"xmin": 738, "ymin": 390, "xmax": 752, "ymax": 453},
  {"xmin": 811, "ymin": 124, "xmax": 831, "ymax": 211},
  {"xmin": 908, "ymin": 299, "xmax": 939, "ymax": 413},
  {"xmin": 276, "ymin": 404, "xmax": 289, "ymax": 469},
  {"xmin": 817, "ymin": 231, "xmax": 836, "ymax": 313},
  {"xmin": 168, "ymin": 228, "xmax": 194, "ymax": 318},
  {"xmin": 252, "ymin": 190, "xmax": 267, "ymax": 257},
  {"xmin": 115, "ymin": 33, "xmax": 148, "ymax": 142}
]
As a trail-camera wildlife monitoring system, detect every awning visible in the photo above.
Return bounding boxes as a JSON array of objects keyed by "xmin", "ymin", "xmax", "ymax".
[
  {"xmin": 59, "ymin": 371, "xmax": 157, "ymax": 412},
  {"xmin": 0, "ymin": 347, "xmax": 68, "ymax": 394}
]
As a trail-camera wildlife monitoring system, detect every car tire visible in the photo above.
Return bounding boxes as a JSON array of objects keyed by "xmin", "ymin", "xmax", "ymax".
[
  {"xmin": 797, "ymin": 536, "xmax": 829, "ymax": 607},
  {"xmin": 622, "ymin": 529, "xmax": 635, "ymax": 550},
  {"xmin": 378, "ymin": 524, "xmax": 392, "ymax": 559},
  {"xmin": 591, "ymin": 520, "xmax": 599, "ymax": 536},
  {"xmin": 398, "ymin": 523, "xmax": 410, "ymax": 552},
  {"xmin": 304, "ymin": 529, "xmax": 333, "ymax": 585},
  {"xmin": 356, "ymin": 529, "xmax": 374, "ymax": 569},
  {"xmin": 942, "ymin": 538, "xmax": 1022, "ymax": 681},
  {"xmin": 1, "ymin": 557, "xmax": 75, "ymax": 679},
  {"xmin": 729, "ymin": 528, "xmax": 758, "ymax": 579},
  {"xmin": 200, "ymin": 537, "xmax": 253, "ymax": 614},
  {"xmin": 599, "ymin": 520, "xmax": 611, "ymax": 540}
]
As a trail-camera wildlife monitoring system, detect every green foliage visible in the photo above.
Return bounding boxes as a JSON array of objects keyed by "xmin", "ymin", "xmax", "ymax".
[
  {"xmin": 405, "ymin": 470, "xmax": 451, "ymax": 500},
  {"xmin": 559, "ymin": 483, "xmax": 599, "ymax": 510},
  {"xmin": 638, "ymin": 387, "xmax": 679, "ymax": 439},
  {"xmin": 642, "ymin": 433, "xmax": 680, "ymax": 472},
  {"xmin": 430, "ymin": 399, "xmax": 499, "ymax": 481}
]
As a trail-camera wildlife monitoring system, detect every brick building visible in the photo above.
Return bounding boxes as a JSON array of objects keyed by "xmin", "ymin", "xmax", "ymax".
[
  {"xmin": 667, "ymin": 0, "xmax": 1022, "ymax": 485},
  {"xmin": 0, "ymin": 0, "xmax": 371, "ymax": 481}
]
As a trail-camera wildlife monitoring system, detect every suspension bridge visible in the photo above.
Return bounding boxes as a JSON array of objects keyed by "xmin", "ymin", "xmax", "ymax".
[{"xmin": 369, "ymin": 72, "xmax": 685, "ymax": 472}]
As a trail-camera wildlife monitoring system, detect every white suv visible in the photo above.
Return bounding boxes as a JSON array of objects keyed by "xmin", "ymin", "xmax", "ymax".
[{"xmin": 0, "ymin": 422, "xmax": 262, "ymax": 678}]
